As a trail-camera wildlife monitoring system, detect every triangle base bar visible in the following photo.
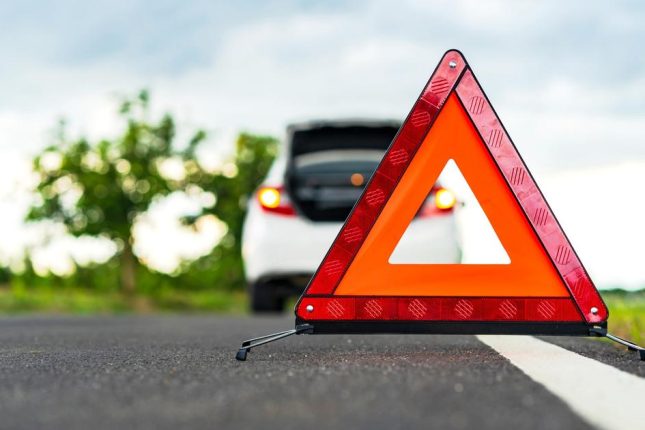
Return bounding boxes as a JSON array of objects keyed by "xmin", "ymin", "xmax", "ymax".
[{"xmin": 295, "ymin": 321, "xmax": 594, "ymax": 336}]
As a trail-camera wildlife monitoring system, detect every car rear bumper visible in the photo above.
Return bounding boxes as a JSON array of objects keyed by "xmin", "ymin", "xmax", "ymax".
[
  {"xmin": 242, "ymin": 202, "xmax": 461, "ymax": 287},
  {"xmin": 242, "ymin": 204, "xmax": 340, "ymax": 285}
]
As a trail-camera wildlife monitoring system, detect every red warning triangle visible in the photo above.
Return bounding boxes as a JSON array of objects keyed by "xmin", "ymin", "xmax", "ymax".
[{"xmin": 295, "ymin": 50, "xmax": 607, "ymax": 334}]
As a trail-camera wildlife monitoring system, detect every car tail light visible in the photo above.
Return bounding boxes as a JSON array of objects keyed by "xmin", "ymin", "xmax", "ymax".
[
  {"xmin": 418, "ymin": 187, "xmax": 456, "ymax": 217},
  {"xmin": 257, "ymin": 186, "xmax": 296, "ymax": 216},
  {"xmin": 435, "ymin": 188, "xmax": 456, "ymax": 210}
]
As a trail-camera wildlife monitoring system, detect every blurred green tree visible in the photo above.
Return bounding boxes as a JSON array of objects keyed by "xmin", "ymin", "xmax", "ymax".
[
  {"xmin": 26, "ymin": 90, "xmax": 208, "ymax": 294},
  {"xmin": 183, "ymin": 133, "xmax": 278, "ymax": 291}
]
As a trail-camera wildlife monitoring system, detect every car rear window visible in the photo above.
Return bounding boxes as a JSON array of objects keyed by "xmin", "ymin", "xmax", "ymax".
[
  {"xmin": 290, "ymin": 125, "xmax": 398, "ymax": 157},
  {"xmin": 287, "ymin": 125, "xmax": 399, "ymax": 222}
]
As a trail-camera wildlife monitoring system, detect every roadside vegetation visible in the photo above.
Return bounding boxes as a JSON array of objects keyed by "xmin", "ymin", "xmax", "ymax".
[
  {"xmin": 0, "ymin": 91, "xmax": 275, "ymax": 312},
  {"xmin": 600, "ymin": 289, "xmax": 645, "ymax": 344}
]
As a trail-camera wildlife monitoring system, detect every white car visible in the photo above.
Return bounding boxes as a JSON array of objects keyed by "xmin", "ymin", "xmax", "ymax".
[{"xmin": 242, "ymin": 120, "xmax": 461, "ymax": 312}]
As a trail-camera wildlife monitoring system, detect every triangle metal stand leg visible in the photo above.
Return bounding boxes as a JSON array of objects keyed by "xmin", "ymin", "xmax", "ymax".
[
  {"xmin": 235, "ymin": 324, "xmax": 313, "ymax": 361},
  {"xmin": 590, "ymin": 327, "xmax": 645, "ymax": 361}
]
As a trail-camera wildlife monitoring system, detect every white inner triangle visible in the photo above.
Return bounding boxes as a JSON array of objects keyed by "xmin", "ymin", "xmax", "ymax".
[{"xmin": 388, "ymin": 159, "xmax": 511, "ymax": 264}]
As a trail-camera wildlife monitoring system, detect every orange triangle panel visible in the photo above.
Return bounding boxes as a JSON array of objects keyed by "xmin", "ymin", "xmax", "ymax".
[{"xmin": 295, "ymin": 50, "xmax": 607, "ymax": 334}]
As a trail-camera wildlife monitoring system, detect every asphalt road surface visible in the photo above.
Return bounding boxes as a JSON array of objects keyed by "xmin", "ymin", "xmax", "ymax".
[{"xmin": 0, "ymin": 315, "xmax": 642, "ymax": 430}]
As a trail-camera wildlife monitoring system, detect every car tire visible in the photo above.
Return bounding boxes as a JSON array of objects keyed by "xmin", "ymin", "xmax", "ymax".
[{"xmin": 250, "ymin": 281, "xmax": 285, "ymax": 313}]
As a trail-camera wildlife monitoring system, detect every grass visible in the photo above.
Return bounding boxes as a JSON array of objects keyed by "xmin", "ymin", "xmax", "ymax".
[{"xmin": 0, "ymin": 285, "xmax": 247, "ymax": 315}]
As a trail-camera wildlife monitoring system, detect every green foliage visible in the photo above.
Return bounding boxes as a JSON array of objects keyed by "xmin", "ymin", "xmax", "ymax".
[
  {"xmin": 601, "ymin": 290, "xmax": 645, "ymax": 344},
  {"xmin": 28, "ymin": 91, "xmax": 202, "ymax": 240},
  {"xmin": 23, "ymin": 90, "xmax": 278, "ymax": 300},
  {"xmin": 25, "ymin": 90, "xmax": 209, "ymax": 293},
  {"xmin": 0, "ymin": 284, "xmax": 247, "ymax": 314}
]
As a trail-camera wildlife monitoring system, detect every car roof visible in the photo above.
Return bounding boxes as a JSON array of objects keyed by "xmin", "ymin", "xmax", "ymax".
[{"xmin": 287, "ymin": 119, "xmax": 401, "ymax": 133}]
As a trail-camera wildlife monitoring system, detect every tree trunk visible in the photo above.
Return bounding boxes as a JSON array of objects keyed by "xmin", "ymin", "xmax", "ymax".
[{"xmin": 120, "ymin": 241, "xmax": 137, "ymax": 295}]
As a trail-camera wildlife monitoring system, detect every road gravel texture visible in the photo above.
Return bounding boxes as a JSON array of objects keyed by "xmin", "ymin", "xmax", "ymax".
[{"xmin": 0, "ymin": 315, "xmax": 638, "ymax": 430}]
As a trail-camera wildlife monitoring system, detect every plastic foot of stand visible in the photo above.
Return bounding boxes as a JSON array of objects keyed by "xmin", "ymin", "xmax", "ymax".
[{"xmin": 236, "ymin": 348, "xmax": 248, "ymax": 361}]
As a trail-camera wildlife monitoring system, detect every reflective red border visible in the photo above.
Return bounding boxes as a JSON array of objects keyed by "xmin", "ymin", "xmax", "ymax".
[
  {"xmin": 295, "ymin": 50, "xmax": 608, "ymax": 326},
  {"xmin": 454, "ymin": 71, "xmax": 607, "ymax": 324},
  {"xmin": 297, "ymin": 297, "xmax": 581, "ymax": 322}
]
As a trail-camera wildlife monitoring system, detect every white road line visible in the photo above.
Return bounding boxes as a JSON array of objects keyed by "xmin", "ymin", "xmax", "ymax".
[{"xmin": 477, "ymin": 335, "xmax": 645, "ymax": 430}]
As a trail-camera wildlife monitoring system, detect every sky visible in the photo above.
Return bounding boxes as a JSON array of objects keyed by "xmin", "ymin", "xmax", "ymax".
[{"xmin": 0, "ymin": 0, "xmax": 644, "ymax": 288}]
